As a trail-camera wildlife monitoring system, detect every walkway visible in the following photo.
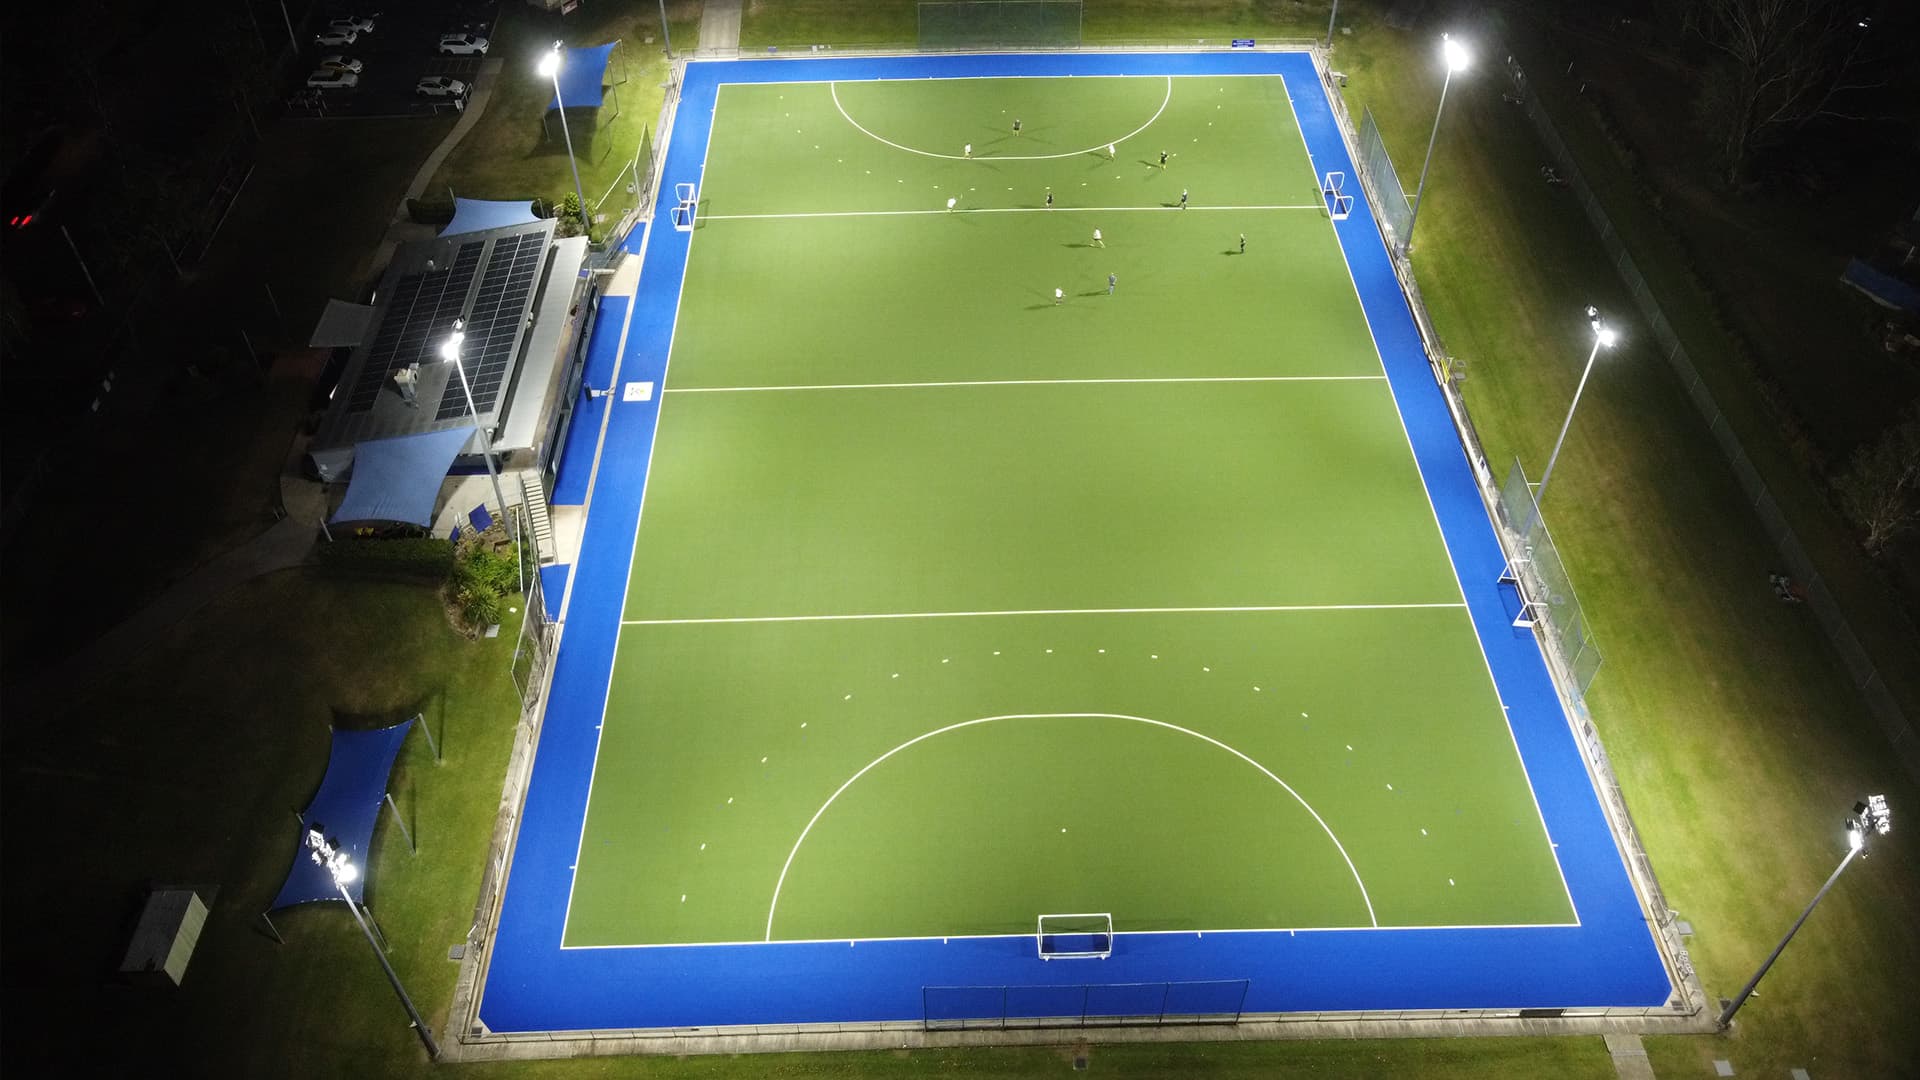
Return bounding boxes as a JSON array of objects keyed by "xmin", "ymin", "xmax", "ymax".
[{"xmin": 698, "ymin": 0, "xmax": 743, "ymax": 55}]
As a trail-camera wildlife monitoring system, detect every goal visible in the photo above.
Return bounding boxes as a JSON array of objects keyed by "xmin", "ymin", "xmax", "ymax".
[
  {"xmin": 671, "ymin": 182, "xmax": 697, "ymax": 233},
  {"xmin": 1321, "ymin": 171, "xmax": 1354, "ymax": 221},
  {"xmin": 1037, "ymin": 912, "xmax": 1113, "ymax": 960}
]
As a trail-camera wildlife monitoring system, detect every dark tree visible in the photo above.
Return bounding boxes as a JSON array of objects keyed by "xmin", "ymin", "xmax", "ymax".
[{"xmin": 1688, "ymin": 0, "xmax": 1883, "ymax": 185}]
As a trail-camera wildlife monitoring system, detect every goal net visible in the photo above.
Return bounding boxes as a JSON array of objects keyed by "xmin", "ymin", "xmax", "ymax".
[
  {"xmin": 1037, "ymin": 912, "xmax": 1113, "ymax": 960},
  {"xmin": 919, "ymin": 2, "xmax": 1083, "ymax": 49}
]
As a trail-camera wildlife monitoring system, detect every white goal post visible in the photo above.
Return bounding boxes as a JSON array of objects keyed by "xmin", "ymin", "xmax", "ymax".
[
  {"xmin": 672, "ymin": 182, "xmax": 698, "ymax": 233},
  {"xmin": 1321, "ymin": 171, "xmax": 1354, "ymax": 221},
  {"xmin": 1037, "ymin": 912, "xmax": 1113, "ymax": 960}
]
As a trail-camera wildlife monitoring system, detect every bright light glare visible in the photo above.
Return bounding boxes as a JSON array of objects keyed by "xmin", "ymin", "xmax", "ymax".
[
  {"xmin": 1443, "ymin": 36, "xmax": 1471, "ymax": 72},
  {"xmin": 1597, "ymin": 327, "xmax": 1618, "ymax": 348},
  {"xmin": 538, "ymin": 42, "xmax": 562, "ymax": 78},
  {"xmin": 1849, "ymin": 828, "xmax": 1865, "ymax": 851},
  {"xmin": 335, "ymin": 860, "xmax": 360, "ymax": 884},
  {"xmin": 440, "ymin": 335, "xmax": 463, "ymax": 361}
]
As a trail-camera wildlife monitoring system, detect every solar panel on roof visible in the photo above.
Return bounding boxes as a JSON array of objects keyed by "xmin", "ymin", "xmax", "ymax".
[
  {"xmin": 435, "ymin": 232, "xmax": 546, "ymax": 422},
  {"xmin": 348, "ymin": 242, "xmax": 483, "ymax": 412}
]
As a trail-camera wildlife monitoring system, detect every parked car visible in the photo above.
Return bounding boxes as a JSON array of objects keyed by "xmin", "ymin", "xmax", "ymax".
[
  {"xmin": 314, "ymin": 29, "xmax": 357, "ymax": 47},
  {"xmin": 306, "ymin": 69, "xmax": 360, "ymax": 90},
  {"xmin": 328, "ymin": 15, "xmax": 375, "ymax": 33},
  {"xmin": 316, "ymin": 55, "xmax": 362, "ymax": 73},
  {"xmin": 415, "ymin": 76, "xmax": 468, "ymax": 98},
  {"xmin": 437, "ymin": 33, "xmax": 490, "ymax": 56}
]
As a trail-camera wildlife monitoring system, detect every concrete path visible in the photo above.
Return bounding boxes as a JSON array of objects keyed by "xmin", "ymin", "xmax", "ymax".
[
  {"xmin": 699, "ymin": 0, "xmax": 743, "ymax": 55},
  {"xmin": 1606, "ymin": 1033, "xmax": 1657, "ymax": 1080}
]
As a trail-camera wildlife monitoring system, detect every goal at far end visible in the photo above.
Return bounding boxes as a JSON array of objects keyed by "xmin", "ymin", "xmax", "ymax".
[{"xmin": 1037, "ymin": 912, "xmax": 1113, "ymax": 960}]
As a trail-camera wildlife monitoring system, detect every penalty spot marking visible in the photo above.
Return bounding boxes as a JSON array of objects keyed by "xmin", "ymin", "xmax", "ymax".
[
  {"xmin": 666, "ymin": 374, "xmax": 1383, "ymax": 394},
  {"xmin": 764, "ymin": 712, "xmax": 1378, "ymax": 941},
  {"xmin": 624, "ymin": 603, "xmax": 1465, "ymax": 627}
]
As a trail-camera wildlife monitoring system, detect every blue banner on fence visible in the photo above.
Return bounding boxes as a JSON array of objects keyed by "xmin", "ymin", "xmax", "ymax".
[{"xmin": 1232, "ymin": 38, "xmax": 1255, "ymax": 48}]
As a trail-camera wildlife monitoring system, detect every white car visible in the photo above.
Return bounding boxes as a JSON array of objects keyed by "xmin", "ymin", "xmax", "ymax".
[
  {"xmin": 437, "ymin": 33, "xmax": 490, "ymax": 56},
  {"xmin": 317, "ymin": 55, "xmax": 362, "ymax": 73},
  {"xmin": 415, "ymin": 76, "xmax": 468, "ymax": 98},
  {"xmin": 306, "ymin": 69, "xmax": 360, "ymax": 90},
  {"xmin": 314, "ymin": 29, "xmax": 357, "ymax": 47},
  {"xmin": 329, "ymin": 15, "xmax": 375, "ymax": 33}
]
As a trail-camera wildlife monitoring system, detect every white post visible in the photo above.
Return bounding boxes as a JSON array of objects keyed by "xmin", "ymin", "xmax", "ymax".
[
  {"xmin": 443, "ymin": 323, "xmax": 525, "ymax": 596},
  {"xmin": 1536, "ymin": 311, "xmax": 1616, "ymax": 508},
  {"xmin": 542, "ymin": 44, "xmax": 593, "ymax": 237}
]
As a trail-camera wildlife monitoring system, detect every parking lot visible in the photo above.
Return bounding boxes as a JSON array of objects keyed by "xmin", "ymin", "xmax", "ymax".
[{"xmin": 293, "ymin": 3, "xmax": 499, "ymax": 118}]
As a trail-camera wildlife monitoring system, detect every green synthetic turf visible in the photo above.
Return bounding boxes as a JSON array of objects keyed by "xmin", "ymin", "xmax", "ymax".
[{"xmin": 565, "ymin": 74, "xmax": 1573, "ymax": 947}]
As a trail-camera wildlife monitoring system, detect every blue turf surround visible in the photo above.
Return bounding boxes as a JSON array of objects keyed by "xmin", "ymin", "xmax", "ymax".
[{"xmin": 478, "ymin": 52, "xmax": 1673, "ymax": 1033}]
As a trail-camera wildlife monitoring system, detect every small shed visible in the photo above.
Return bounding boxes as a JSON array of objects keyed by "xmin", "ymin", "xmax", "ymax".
[{"xmin": 119, "ymin": 889, "xmax": 209, "ymax": 986}]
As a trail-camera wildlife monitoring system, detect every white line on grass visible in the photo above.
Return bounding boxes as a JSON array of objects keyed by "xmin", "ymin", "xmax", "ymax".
[
  {"xmin": 667, "ymin": 374, "xmax": 1384, "ymax": 394},
  {"xmin": 830, "ymin": 76, "xmax": 1173, "ymax": 162},
  {"xmin": 622, "ymin": 604, "xmax": 1465, "ymax": 627},
  {"xmin": 1285, "ymin": 77, "xmax": 1583, "ymax": 925},
  {"xmin": 700, "ymin": 204, "xmax": 1322, "ymax": 221},
  {"xmin": 763, "ymin": 712, "xmax": 1379, "ymax": 942}
]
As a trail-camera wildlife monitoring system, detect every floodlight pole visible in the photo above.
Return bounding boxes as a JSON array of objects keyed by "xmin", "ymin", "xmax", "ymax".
[
  {"xmin": 1406, "ymin": 36, "xmax": 1469, "ymax": 254},
  {"xmin": 334, "ymin": 877, "xmax": 439, "ymax": 1057},
  {"xmin": 543, "ymin": 43, "xmax": 593, "ymax": 238},
  {"xmin": 1718, "ymin": 796, "xmax": 1890, "ymax": 1029},
  {"xmin": 306, "ymin": 831, "xmax": 438, "ymax": 1058},
  {"xmin": 1326, "ymin": 0, "xmax": 1340, "ymax": 50},
  {"xmin": 1535, "ymin": 310, "xmax": 1614, "ymax": 508},
  {"xmin": 656, "ymin": 0, "xmax": 673, "ymax": 58},
  {"xmin": 443, "ymin": 322, "xmax": 524, "ymax": 595}
]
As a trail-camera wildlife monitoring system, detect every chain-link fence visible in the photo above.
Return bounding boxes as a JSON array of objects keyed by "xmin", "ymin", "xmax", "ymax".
[
  {"xmin": 1357, "ymin": 107, "xmax": 1413, "ymax": 253},
  {"xmin": 1506, "ymin": 58, "xmax": 1920, "ymax": 779},
  {"xmin": 1496, "ymin": 461, "xmax": 1604, "ymax": 695}
]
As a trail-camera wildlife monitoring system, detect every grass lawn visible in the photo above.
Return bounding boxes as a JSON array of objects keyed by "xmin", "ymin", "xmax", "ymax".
[{"xmin": 429, "ymin": 2, "xmax": 703, "ymax": 234}]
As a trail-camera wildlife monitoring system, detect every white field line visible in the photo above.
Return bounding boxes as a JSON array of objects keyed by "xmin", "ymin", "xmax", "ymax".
[
  {"xmin": 700, "ymin": 204, "xmax": 1321, "ymax": 221},
  {"xmin": 764, "ymin": 713, "xmax": 1379, "ymax": 942},
  {"xmin": 666, "ymin": 374, "xmax": 1384, "ymax": 394},
  {"xmin": 559, "ymin": 919, "xmax": 1583, "ymax": 951},
  {"xmin": 1286, "ymin": 77, "xmax": 1583, "ymax": 924},
  {"xmin": 830, "ymin": 75, "xmax": 1173, "ymax": 162},
  {"xmin": 623, "ymin": 604, "xmax": 1465, "ymax": 627}
]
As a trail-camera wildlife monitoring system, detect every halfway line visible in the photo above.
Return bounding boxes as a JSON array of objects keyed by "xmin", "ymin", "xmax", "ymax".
[
  {"xmin": 623, "ymin": 604, "xmax": 1466, "ymax": 626},
  {"xmin": 667, "ymin": 374, "xmax": 1384, "ymax": 394},
  {"xmin": 701, "ymin": 204, "xmax": 1323, "ymax": 221}
]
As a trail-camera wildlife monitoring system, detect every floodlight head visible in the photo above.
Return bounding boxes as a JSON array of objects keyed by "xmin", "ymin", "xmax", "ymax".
[
  {"xmin": 1866, "ymin": 793, "xmax": 1891, "ymax": 835},
  {"xmin": 440, "ymin": 335, "xmax": 463, "ymax": 361},
  {"xmin": 538, "ymin": 42, "xmax": 563, "ymax": 78},
  {"xmin": 1849, "ymin": 827, "xmax": 1865, "ymax": 851},
  {"xmin": 334, "ymin": 859, "xmax": 359, "ymax": 884},
  {"xmin": 1597, "ymin": 326, "xmax": 1618, "ymax": 348},
  {"xmin": 1443, "ymin": 35, "xmax": 1471, "ymax": 73}
]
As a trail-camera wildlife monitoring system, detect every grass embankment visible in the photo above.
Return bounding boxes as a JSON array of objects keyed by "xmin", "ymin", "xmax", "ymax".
[
  {"xmin": 1337, "ymin": 10, "xmax": 1920, "ymax": 1079},
  {"xmin": 429, "ymin": 2, "xmax": 702, "ymax": 233}
]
